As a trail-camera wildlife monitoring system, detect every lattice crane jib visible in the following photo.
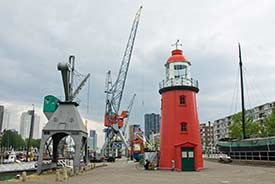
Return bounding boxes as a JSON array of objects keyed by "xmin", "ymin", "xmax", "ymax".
[
  {"xmin": 122, "ymin": 94, "xmax": 136, "ymax": 136},
  {"xmin": 104, "ymin": 6, "xmax": 142, "ymax": 127},
  {"xmin": 102, "ymin": 7, "xmax": 142, "ymax": 157},
  {"xmin": 110, "ymin": 7, "xmax": 142, "ymax": 115}
]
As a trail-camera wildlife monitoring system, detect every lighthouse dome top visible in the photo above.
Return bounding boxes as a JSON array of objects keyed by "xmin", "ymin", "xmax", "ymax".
[
  {"xmin": 159, "ymin": 41, "xmax": 199, "ymax": 94},
  {"xmin": 167, "ymin": 49, "xmax": 190, "ymax": 65}
]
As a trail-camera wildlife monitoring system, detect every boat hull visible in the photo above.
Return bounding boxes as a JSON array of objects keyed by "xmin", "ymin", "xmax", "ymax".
[{"xmin": 217, "ymin": 137, "xmax": 275, "ymax": 161}]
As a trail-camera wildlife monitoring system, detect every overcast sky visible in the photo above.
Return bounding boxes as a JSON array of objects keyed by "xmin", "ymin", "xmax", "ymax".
[{"xmin": 1, "ymin": 0, "xmax": 275, "ymax": 146}]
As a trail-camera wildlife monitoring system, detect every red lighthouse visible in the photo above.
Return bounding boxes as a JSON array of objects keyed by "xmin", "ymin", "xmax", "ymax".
[{"xmin": 159, "ymin": 41, "xmax": 203, "ymax": 171}]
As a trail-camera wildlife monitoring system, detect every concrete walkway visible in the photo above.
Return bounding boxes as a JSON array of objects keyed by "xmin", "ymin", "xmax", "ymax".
[{"xmin": 3, "ymin": 159, "xmax": 275, "ymax": 184}]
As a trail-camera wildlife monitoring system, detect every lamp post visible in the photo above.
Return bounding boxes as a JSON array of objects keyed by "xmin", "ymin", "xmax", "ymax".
[{"xmin": 26, "ymin": 104, "xmax": 35, "ymax": 162}]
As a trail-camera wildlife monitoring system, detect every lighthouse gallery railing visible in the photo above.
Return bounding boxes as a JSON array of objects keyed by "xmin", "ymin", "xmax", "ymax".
[{"xmin": 159, "ymin": 78, "xmax": 199, "ymax": 89}]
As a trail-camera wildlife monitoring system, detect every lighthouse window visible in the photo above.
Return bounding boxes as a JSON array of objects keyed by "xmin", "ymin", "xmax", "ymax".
[
  {"xmin": 166, "ymin": 64, "xmax": 169, "ymax": 80},
  {"xmin": 179, "ymin": 95, "xmax": 185, "ymax": 105},
  {"xmin": 181, "ymin": 122, "xmax": 187, "ymax": 132},
  {"xmin": 174, "ymin": 65, "xmax": 187, "ymax": 79}
]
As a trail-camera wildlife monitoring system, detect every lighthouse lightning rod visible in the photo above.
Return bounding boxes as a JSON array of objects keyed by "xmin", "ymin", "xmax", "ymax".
[
  {"xmin": 238, "ymin": 43, "xmax": 246, "ymax": 139},
  {"xmin": 171, "ymin": 39, "xmax": 182, "ymax": 49}
]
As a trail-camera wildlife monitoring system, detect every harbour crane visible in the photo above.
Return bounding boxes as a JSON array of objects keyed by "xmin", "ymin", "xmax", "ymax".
[
  {"xmin": 122, "ymin": 93, "xmax": 136, "ymax": 138},
  {"xmin": 102, "ymin": 6, "xmax": 142, "ymax": 159}
]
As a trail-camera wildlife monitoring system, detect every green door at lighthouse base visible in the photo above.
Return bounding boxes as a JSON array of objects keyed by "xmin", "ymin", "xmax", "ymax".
[{"xmin": 181, "ymin": 147, "xmax": 195, "ymax": 171}]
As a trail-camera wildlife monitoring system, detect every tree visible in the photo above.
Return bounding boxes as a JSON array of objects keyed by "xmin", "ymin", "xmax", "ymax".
[
  {"xmin": 229, "ymin": 112, "xmax": 262, "ymax": 139},
  {"xmin": 229, "ymin": 121, "xmax": 242, "ymax": 139},
  {"xmin": 25, "ymin": 138, "xmax": 41, "ymax": 148},
  {"xmin": 1, "ymin": 129, "xmax": 25, "ymax": 150},
  {"xmin": 264, "ymin": 111, "xmax": 275, "ymax": 136},
  {"xmin": 229, "ymin": 113, "xmax": 242, "ymax": 139},
  {"xmin": 246, "ymin": 121, "xmax": 262, "ymax": 138}
]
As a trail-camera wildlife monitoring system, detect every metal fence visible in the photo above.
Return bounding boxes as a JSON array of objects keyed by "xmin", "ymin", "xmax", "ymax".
[
  {"xmin": 204, "ymin": 151, "xmax": 275, "ymax": 161},
  {"xmin": 228, "ymin": 151, "xmax": 275, "ymax": 161}
]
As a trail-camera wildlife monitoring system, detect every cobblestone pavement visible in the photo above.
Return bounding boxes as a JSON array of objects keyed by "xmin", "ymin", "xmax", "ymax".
[{"xmin": 3, "ymin": 159, "xmax": 275, "ymax": 184}]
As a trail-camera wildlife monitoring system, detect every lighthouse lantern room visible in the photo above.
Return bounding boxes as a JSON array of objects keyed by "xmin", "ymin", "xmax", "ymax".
[{"xmin": 159, "ymin": 40, "xmax": 203, "ymax": 171}]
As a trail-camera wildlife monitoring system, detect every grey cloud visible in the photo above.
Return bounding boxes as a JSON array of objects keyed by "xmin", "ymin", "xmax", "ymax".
[{"xmin": 1, "ymin": 1, "xmax": 275, "ymax": 143}]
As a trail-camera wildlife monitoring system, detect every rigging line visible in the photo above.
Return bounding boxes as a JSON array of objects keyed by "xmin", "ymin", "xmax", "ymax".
[
  {"xmin": 243, "ymin": 66, "xmax": 262, "ymax": 107},
  {"xmin": 229, "ymin": 67, "xmax": 240, "ymax": 115},
  {"xmin": 76, "ymin": 76, "xmax": 82, "ymax": 85},
  {"xmin": 243, "ymin": 65, "xmax": 269, "ymax": 105},
  {"xmin": 244, "ymin": 65, "xmax": 262, "ymax": 104},
  {"xmin": 242, "ymin": 69, "xmax": 253, "ymax": 110},
  {"xmin": 73, "ymin": 80, "xmax": 78, "ymax": 91},
  {"xmin": 74, "ymin": 72, "xmax": 83, "ymax": 80},
  {"xmin": 229, "ymin": 73, "xmax": 236, "ymax": 114},
  {"xmin": 74, "ymin": 74, "xmax": 81, "ymax": 80},
  {"xmin": 73, "ymin": 76, "xmax": 79, "ymax": 86},
  {"xmin": 73, "ymin": 71, "xmax": 80, "ymax": 77},
  {"xmin": 74, "ymin": 69, "xmax": 86, "ymax": 77},
  {"xmin": 251, "ymin": 79, "xmax": 267, "ymax": 105},
  {"xmin": 87, "ymin": 76, "xmax": 91, "ymax": 114},
  {"xmin": 74, "ymin": 77, "xmax": 81, "ymax": 91},
  {"xmin": 234, "ymin": 66, "xmax": 240, "ymax": 113}
]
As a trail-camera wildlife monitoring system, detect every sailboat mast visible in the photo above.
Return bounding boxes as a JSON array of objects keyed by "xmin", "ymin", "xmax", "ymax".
[{"xmin": 238, "ymin": 43, "xmax": 246, "ymax": 139}]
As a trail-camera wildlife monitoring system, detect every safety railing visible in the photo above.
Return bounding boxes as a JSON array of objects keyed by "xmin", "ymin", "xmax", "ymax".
[
  {"xmin": 228, "ymin": 151, "xmax": 275, "ymax": 161},
  {"xmin": 159, "ymin": 78, "xmax": 199, "ymax": 89},
  {"xmin": 203, "ymin": 150, "xmax": 275, "ymax": 161}
]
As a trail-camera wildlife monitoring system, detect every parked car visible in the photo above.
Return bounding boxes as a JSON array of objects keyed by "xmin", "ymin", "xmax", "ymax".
[
  {"xmin": 89, "ymin": 151, "xmax": 105, "ymax": 162},
  {"xmin": 107, "ymin": 155, "xmax": 115, "ymax": 162},
  {"xmin": 219, "ymin": 154, "xmax": 232, "ymax": 163}
]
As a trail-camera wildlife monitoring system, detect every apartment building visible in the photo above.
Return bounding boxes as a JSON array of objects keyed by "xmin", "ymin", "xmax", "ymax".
[
  {"xmin": 200, "ymin": 122, "xmax": 214, "ymax": 151},
  {"xmin": 213, "ymin": 101, "xmax": 275, "ymax": 145}
]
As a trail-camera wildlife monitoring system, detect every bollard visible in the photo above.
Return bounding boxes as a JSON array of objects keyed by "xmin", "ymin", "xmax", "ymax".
[
  {"xmin": 63, "ymin": 167, "xmax": 68, "ymax": 180},
  {"xmin": 67, "ymin": 167, "xmax": 74, "ymax": 177},
  {"xmin": 85, "ymin": 166, "xmax": 89, "ymax": 171},
  {"xmin": 22, "ymin": 171, "xmax": 27, "ymax": 182},
  {"xmin": 56, "ymin": 170, "xmax": 61, "ymax": 182},
  {"xmin": 16, "ymin": 174, "xmax": 21, "ymax": 180},
  {"xmin": 171, "ymin": 160, "xmax": 175, "ymax": 171},
  {"xmin": 88, "ymin": 163, "xmax": 92, "ymax": 170},
  {"xmin": 75, "ymin": 167, "xmax": 79, "ymax": 175}
]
